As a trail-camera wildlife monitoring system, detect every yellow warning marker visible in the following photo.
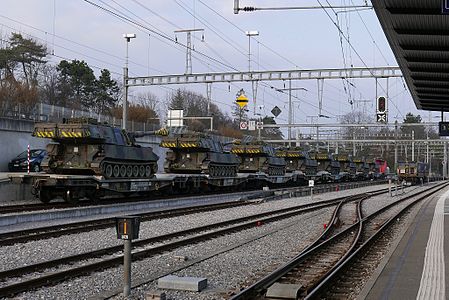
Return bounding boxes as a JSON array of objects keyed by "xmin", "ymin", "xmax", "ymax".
[{"xmin": 236, "ymin": 93, "xmax": 249, "ymax": 108}]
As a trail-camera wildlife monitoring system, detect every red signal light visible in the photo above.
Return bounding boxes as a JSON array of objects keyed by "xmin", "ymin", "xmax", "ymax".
[{"xmin": 377, "ymin": 96, "xmax": 386, "ymax": 113}]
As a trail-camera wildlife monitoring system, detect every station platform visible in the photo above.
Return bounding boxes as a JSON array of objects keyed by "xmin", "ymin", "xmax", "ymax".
[{"xmin": 361, "ymin": 186, "xmax": 449, "ymax": 300}]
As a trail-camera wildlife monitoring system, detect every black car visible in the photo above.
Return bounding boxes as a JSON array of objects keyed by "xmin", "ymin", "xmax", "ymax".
[{"xmin": 8, "ymin": 149, "xmax": 47, "ymax": 172}]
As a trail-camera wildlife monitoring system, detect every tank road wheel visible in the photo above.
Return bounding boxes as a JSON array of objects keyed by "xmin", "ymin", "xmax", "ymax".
[
  {"xmin": 127, "ymin": 165, "xmax": 133, "ymax": 177},
  {"xmin": 139, "ymin": 166, "xmax": 145, "ymax": 177},
  {"xmin": 152, "ymin": 164, "xmax": 158, "ymax": 175},
  {"xmin": 133, "ymin": 165, "xmax": 139, "ymax": 177},
  {"xmin": 113, "ymin": 165, "xmax": 120, "ymax": 178},
  {"xmin": 145, "ymin": 166, "xmax": 152, "ymax": 177},
  {"xmin": 105, "ymin": 164, "xmax": 113, "ymax": 178},
  {"xmin": 120, "ymin": 165, "xmax": 127, "ymax": 178}
]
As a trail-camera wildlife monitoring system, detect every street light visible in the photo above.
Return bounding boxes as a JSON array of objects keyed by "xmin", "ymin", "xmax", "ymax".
[
  {"xmin": 122, "ymin": 33, "xmax": 136, "ymax": 130},
  {"xmin": 245, "ymin": 30, "xmax": 259, "ymax": 72}
]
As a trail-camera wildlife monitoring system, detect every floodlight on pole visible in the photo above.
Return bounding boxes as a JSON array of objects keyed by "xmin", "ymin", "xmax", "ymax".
[
  {"xmin": 245, "ymin": 30, "xmax": 259, "ymax": 72},
  {"xmin": 122, "ymin": 33, "xmax": 136, "ymax": 130}
]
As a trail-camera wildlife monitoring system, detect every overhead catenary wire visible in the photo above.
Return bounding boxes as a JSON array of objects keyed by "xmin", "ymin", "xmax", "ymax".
[
  {"xmin": 316, "ymin": 0, "xmax": 404, "ymax": 119},
  {"xmin": 84, "ymin": 0, "xmax": 356, "ymax": 119},
  {"xmin": 83, "ymin": 0, "xmax": 241, "ymax": 72},
  {"xmin": 0, "ymin": 14, "xmax": 168, "ymax": 75}
]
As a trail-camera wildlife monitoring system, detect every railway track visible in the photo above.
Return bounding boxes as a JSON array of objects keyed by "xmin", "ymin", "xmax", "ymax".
[
  {"xmin": 0, "ymin": 200, "xmax": 253, "ymax": 246},
  {"xmin": 230, "ymin": 181, "xmax": 448, "ymax": 300},
  {"xmin": 0, "ymin": 182, "xmax": 387, "ymax": 245},
  {"xmin": 0, "ymin": 180, "xmax": 384, "ymax": 215},
  {"xmin": 304, "ymin": 182, "xmax": 449, "ymax": 299},
  {"xmin": 0, "ymin": 190, "xmax": 376, "ymax": 298}
]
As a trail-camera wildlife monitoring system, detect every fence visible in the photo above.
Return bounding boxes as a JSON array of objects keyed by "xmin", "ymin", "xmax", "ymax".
[{"xmin": 0, "ymin": 103, "xmax": 160, "ymax": 132}]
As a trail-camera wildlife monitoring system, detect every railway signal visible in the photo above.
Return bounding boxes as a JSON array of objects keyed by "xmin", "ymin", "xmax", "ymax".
[
  {"xmin": 376, "ymin": 96, "xmax": 387, "ymax": 113},
  {"xmin": 376, "ymin": 96, "xmax": 388, "ymax": 123}
]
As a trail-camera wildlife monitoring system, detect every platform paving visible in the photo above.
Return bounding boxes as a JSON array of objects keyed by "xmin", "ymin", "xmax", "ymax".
[{"xmin": 362, "ymin": 187, "xmax": 449, "ymax": 300}]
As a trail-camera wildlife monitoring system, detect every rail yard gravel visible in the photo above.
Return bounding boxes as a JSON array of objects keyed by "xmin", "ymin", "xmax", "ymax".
[
  {"xmin": 0, "ymin": 184, "xmax": 390, "ymax": 271},
  {"xmin": 1, "ymin": 183, "xmax": 424, "ymax": 299}
]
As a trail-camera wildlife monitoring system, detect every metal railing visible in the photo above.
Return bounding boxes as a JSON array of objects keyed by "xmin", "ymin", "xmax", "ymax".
[{"xmin": 0, "ymin": 103, "xmax": 160, "ymax": 131}]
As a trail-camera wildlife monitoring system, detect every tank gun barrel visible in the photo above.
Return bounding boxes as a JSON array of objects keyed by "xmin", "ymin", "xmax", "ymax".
[{"xmin": 131, "ymin": 128, "xmax": 169, "ymax": 139}]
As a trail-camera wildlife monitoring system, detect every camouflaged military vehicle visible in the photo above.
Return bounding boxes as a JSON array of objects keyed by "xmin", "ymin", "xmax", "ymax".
[
  {"xmin": 335, "ymin": 153, "xmax": 357, "ymax": 181},
  {"xmin": 231, "ymin": 141, "xmax": 286, "ymax": 176},
  {"xmin": 310, "ymin": 151, "xmax": 340, "ymax": 182},
  {"xmin": 276, "ymin": 147, "xmax": 318, "ymax": 176},
  {"xmin": 160, "ymin": 133, "xmax": 240, "ymax": 177},
  {"xmin": 353, "ymin": 157, "xmax": 370, "ymax": 180},
  {"xmin": 32, "ymin": 118, "xmax": 165, "ymax": 179}
]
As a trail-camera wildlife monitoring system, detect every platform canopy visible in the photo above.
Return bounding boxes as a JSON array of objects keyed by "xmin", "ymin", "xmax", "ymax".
[{"xmin": 373, "ymin": 0, "xmax": 449, "ymax": 111}]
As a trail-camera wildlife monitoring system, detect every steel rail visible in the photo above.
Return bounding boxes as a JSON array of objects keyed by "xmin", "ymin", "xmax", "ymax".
[
  {"xmin": 0, "ymin": 193, "xmax": 359, "ymax": 281},
  {"xmin": 230, "ymin": 195, "xmax": 367, "ymax": 300},
  {"xmin": 0, "ymin": 192, "xmax": 375, "ymax": 298},
  {"xmin": 0, "ymin": 200, "xmax": 252, "ymax": 245},
  {"xmin": 0, "ymin": 181, "xmax": 385, "ymax": 245},
  {"xmin": 305, "ymin": 182, "xmax": 449, "ymax": 299},
  {"xmin": 230, "ymin": 182, "xmax": 447, "ymax": 299}
]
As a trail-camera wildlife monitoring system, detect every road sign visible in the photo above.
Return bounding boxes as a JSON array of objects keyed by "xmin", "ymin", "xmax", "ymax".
[
  {"xmin": 271, "ymin": 106, "xmax": 282, "ymax": 117},
  {"xmin": 308, "ymin": 180, "xmax": 314, "ymax": 187},
  {"xmin": 256, "ymin": 121, "xmax": 263, "ymax": 129},
  {"xmin": 239, "ymin": 121, "xmax": 248, "ymax": 130},
  {"xmin": 377, "ymin": 113, "xmax": 387, "ymax": 123},
  {"xmin": 236, "ymin": 94, "xmax": 249, "ymax": 108},
  {"xmin": 248, "ymin": 120, "xmax": 256, "ymax": 131}
]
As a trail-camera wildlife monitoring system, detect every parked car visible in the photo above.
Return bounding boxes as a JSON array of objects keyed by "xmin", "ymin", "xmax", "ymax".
[{"xmin": 8, "ymin": 149, "xmax": 47, "ymax": 172}]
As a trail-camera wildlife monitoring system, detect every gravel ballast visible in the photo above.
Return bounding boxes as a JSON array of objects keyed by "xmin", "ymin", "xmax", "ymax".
[{"xmin": 1, "ymin": 183, "xmax": 426, "ymax": 299}]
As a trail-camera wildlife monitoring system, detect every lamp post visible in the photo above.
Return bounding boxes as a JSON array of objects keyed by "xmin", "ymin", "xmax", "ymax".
[
  {"xmin": 245, "ymin": 30, "xmax": 259, "ymax": 72},
  {"xmin": 245, "ymin": 30, "xmax": 259, "ymax": 116},
  {"xmin": 122, "ymin": 33, "xmax": 136, "ymax": 130}
]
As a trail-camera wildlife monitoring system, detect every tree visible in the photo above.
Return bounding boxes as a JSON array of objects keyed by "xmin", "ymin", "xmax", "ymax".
[
  {"xmin": 168, "ymin": 89, "xmax": 185, "ymax": 110},
  {"xmin": 39, "ymin": 65, "xmax": 59, "ymax": 106},
  {"xmin": 166, "ymin": 89, "xmax": 231, "ymax": 132},
  {"xmin": 56, "ymin": 59, "xmax": 96, "ymax": 109},
  {"xmin": 0, "ymin": 33, "xmax": 46, "ymax": 112},
  {"xmin": 231, "ymin": 102, "xmax": 248, "ymax": 128},
  {"xmin": 7, "ymin": 33, "xmax": 47, "ymax": 86},
  {"xmin": 95, "ymin": 69, "xmax": 120, "ymax": 115},
  {"xmin": 400, "ymin": 113, "xmax": 426, "ymax": 139},
  {"xmin": 259, "ymin": 116, "xmax": 283, "ymax": 140}
]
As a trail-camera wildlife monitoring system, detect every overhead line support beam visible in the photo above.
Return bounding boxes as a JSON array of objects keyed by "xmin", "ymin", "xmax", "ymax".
[{"xmin": 125, "ymin": 66, "xmax": 401, "ymax": 87}]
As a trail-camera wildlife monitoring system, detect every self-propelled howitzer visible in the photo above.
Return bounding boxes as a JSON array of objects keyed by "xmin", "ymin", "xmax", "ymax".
[
  {"xmin": 32, "ymin": 118, "xmax": 165, "ymax": 179},
  {"xmin": 160, "ymin": 133, "xmax": 240, "ymax": 177},
  {"xmin": 231, "ymin": 141, "xmax": 286, "ymax": 176}
]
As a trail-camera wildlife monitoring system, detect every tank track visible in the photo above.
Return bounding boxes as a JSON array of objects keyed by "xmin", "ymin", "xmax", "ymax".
[
  {"xmin": 208, "ymin": 164, "xmax": 238, "ymax": 177},
  {"xmin": 267, "ymin": 165, "xmax": 286, "ymax": 176},
  {"xmin": 99, "ymin": 160, "xmax": 157, "ymax": 179}
]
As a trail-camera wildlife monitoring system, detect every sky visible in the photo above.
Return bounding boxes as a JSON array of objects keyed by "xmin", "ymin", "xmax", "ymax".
[{"xmin": 1, "ymin": 0, "xmax": 436, "ymax": 128}]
